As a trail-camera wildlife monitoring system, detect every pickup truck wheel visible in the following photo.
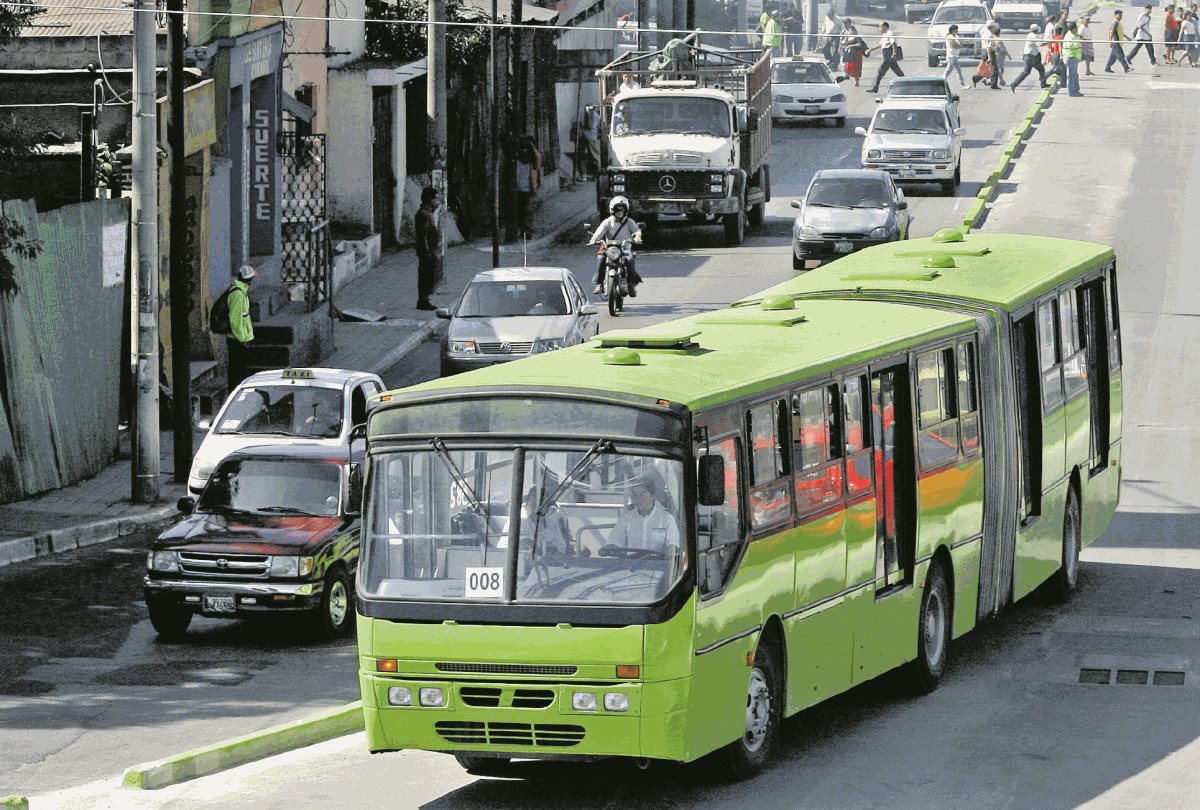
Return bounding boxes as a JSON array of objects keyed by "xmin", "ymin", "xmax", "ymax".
[
  {"xmin": 314, "ymin": 567, "xmax": 354, "ymax": 639},
  {"xmin": 148, "ymin": 602, "xmax": 192, "ymax": 639},
  {"xmin": 723, "ymin": 208, "xmax": 745, "ymax": 246}
]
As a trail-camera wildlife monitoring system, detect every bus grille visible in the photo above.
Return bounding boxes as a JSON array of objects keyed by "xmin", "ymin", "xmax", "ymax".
[
  {"xmin": 436, "ymin": 662, "xmax": 577, "ymax": 676},
  {"xmin": 459, "ymin": 687, "xmax": 556, "ymax": 709},
  {"xmin": 435, "ymin": 721, "xmax": 585, "ymax": 747}
]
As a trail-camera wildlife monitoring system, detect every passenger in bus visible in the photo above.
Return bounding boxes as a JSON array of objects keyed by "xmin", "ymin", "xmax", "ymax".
[
  {"xmin": 519, "ymin": 488, "xmax": 573, "ymax": 555},
  {"xmin": 607, "ymin": 478, "xmax": 680, "ymax": 552}
]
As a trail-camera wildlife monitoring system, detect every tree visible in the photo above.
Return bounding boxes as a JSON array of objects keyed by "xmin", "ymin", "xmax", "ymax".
[
  {"xmin": 0, "ymin": 3, "xmax": 45, "ymax": 296},
  {"xmin": 365, "ymin": 0, "xmax": 489, "ymax": 67}
]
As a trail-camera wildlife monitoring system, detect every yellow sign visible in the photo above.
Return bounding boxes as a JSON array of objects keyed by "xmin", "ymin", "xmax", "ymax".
[{"xmin": 184, "ymin": 80, "xmax": 217, "ymax": 155}]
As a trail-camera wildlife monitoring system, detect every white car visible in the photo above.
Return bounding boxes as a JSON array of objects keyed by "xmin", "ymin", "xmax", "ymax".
[
  {"xmin": 187, "ymin": 368, "xmax": 384, "ymax": 494},
  {"xmin": 926, "ymin": 0, "xmax": 994, "ymax": 66},
  {"xmin": 992, "ymin": 1, "xmax": 1050, "ymax": 31},
  {"xmin": 770, "ymin": 57, "xmax": 847, "ymax": 128},
  {"xmin": 855, "ymin": 98, "xmax": 966, "ymax": 195}
]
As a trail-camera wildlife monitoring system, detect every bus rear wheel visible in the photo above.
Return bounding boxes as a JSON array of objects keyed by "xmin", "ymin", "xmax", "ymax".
[
  {"xmin": 906, "ymin": 561, "xmax": 951, "ymax": 694},
  {"xmin": 718, "ymin": 642, "xmax": 780, "ymax": 780},
  {"xmin": 1049, "ymin": 487, "xmax": 1081, "ymax": 603},
  {"xmin": 454, "ymin": 754, "xmax": 512, "ymax": 776}
]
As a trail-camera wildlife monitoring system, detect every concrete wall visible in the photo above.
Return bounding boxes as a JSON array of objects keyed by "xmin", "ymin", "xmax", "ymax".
[
  {"xmin": 326, "ymin": 68, "xmax": 373, "ymax": 232},
  {"xmin": 328, "ymin": 0, "xmax": 367, "ymax": 68},
  {"xmin": 0, "ymin": 34, "xmax": 167, "ymax": 70},
  {"xmin": 282, "ymin": 0, "xmax": 329, "ymax": 134}
]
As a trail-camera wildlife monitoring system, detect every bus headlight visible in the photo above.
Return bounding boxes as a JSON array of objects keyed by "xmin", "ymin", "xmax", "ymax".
[
  {"xmin": 388, "ymin": 686, "xmax": 413, "ymax": 706},
  {"xmin": 572, "ymin": 691, "xmax": 598, "ymax": 711},
  {"xmin": 419, "ymin": 687, "xmax": 445, "ymax": 707},
  {"xmin": 603, "ymin": 693, "xmax": 629, "ymax": 712}
]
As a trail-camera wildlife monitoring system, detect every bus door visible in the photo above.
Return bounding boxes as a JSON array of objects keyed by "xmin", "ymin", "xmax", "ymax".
[{"xmin": 854, "ymin": 364, "xmax": 916, "ymax": 683}]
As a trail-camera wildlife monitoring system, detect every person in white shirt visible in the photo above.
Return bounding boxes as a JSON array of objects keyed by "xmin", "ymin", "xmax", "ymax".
[
  {"xmin": 943, "ymin": 24, "xmax": 966, "ymax": 86},
  {"xmin": 1009, "ymin": 23, "xmax": 1049, "ymax": 91},
  {"xmin": 865, "ymin": 21, "xmax": 904, "ymax": 93},
  {"xmin": 821, "ymin": 9, "xmax": 843, "ymax": 65},
  {"xmin": 608, "ymin": 479, "xmax": 680, "ymax": 553},
  {"xmin": 1128, "ymin": 4, "xmax": 1158, "ymax": 65}
]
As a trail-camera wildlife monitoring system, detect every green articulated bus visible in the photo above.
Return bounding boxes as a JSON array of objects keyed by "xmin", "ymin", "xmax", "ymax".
[{"xmin": 356, "ymin": 229, "xmax": 1123, "ymax": 778}]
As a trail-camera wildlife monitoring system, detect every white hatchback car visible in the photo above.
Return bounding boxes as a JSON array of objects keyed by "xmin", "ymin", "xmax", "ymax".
[
  {"xmin": 187, "ymin": 368, "xmax": 384, "ymax": 494},
  {"xmin": 855, "ymin": 98, "xmax": 965, "ymax": 195},
  {"xmin": 770, "ymin": 57, "xmax": 847, "ymax": 128}
]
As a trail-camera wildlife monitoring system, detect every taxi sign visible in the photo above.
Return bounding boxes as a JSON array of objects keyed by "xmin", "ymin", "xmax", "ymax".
[{"xmin": 282, "ymin": 368, "xmax": 315, "ymax": 380}]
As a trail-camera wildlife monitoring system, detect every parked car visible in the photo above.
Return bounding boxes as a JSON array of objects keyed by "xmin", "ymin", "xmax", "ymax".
[
  {"xmin": 878, "ymin": 76, "xmax": 961, "ymax": 123},
  {"xmin": 770, "ymin": 57, "xmax": 847, "ymax": 128},
  {"xmin": 437, "ymin": 267, "xmax": 599, "ymax": 376},
  {"xmin": 187, "ymin": 368, "xmax": 384, "ymax": 495},
  {"xmin": 992, "ymin": 0, "xmax": 1050, "ymax": 30},
  {"xmin": 926, "ymin": 0, "xmax": 994, "ymax": 66},
  {"xmin": 145, "ymin": 443, "xmax": 364, "ymax": 640},
  {"xmin": 790, "ymin": 169, "xmax": 910, "ymax": 269},
  {"xmin": 855, "ymin": 98, "xmax": 966, "ymax": 195}
]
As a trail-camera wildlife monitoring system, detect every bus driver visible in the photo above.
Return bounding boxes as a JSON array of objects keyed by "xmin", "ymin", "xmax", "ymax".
[{"xmin": 608, "ymin": 478, "xmax": 680, "ymax": 552}]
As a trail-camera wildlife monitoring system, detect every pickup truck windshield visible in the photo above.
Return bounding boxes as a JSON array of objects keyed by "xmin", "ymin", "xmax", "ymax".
[
  {"xmin": 872, "ymin": 108, "xmax": 948, "ymax": 134},
  {"xmin": 199, "ymin": 459, "xmax": 341, "ymax": 516},
  {"xmin": 612, "ymin": 97, "xmax": 731, "ymax": 137},
  {"xmin": 888, "ymin": 79, "xmax": 949, "ymax": 97},
  {"xmin": 361, "ymin": 447, "xmax": 685, "ymax": 606},
  {"xmin": 933, "ymin": 6, "xmax": 989, "ymax": 23},
  {"xmin": 216, "ymin": 385, "xmax": 344, "ymax": 438}
]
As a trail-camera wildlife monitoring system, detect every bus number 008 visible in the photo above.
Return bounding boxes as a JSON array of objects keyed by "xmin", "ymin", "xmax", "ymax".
[{"xmin": 469, "ymin": 572, "xmax": 500, "ymax": 591}]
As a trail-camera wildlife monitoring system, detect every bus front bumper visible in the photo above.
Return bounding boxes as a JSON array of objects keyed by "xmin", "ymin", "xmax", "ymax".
[{"xmin": 359, "ymin": 673, "xmax": 688, "ymax": 760}]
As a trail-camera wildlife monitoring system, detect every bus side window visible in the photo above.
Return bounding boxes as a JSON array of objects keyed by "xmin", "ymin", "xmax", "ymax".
[
  {"xmin": 697, "ymin": 436, "xmax": 743, "ymax": 596},
  {"xmin": 747, "ymin": 400, "xmax": 792, "ymax": 530},
  {"xmin": 792, "ymin": 383, "xmax": 844, "ymax": 516},
  {"xmin": 843, "ymin": 374, "xmax": 873, "ymax": 498},
  {"xmin": 1058, "ymin": 288, "xmax": 1088, "ymax": 399},
  {"xmin": 1107, "ymin": 264, "xmax": 1122, "ymax": 370},
  {"xmin": 1037, "ymin": 298, "xmax": 1065, "ymax": 412},
  {"xmin": 916, "ymin": 347, "xmax": 960, "ymax": 469},
  {"xmin": 958, "ymin": 341, "xmax": 981, "ymax": 455}
]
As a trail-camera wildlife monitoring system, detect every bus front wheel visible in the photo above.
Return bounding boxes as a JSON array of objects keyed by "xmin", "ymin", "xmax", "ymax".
[
  {"xmin": 454, "ymin": 754, "xmax": 511, "ymax": 776},
  {"xmin": 907, "ymin": 561, "xmax": 951, "ymax": 694},
  {"xmin": 718, "ymin": 642, "xmax": 781, "ymax": 780}
]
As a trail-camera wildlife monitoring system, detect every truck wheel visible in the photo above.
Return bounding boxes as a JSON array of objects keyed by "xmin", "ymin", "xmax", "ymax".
[
  {"xmin": 314, "ymin": 567, "xmax": 354, "ymax": 639},
  {"xmin": 748, "ymin": 199, "xmax": 765, "ymax": 228},
  {"xmin": 148, "ymin": 602, "xmax": 192, "ymax": 639},
  {"xmin": 723, "ymin": 209, "xmax": 745, "ymax": 246}
]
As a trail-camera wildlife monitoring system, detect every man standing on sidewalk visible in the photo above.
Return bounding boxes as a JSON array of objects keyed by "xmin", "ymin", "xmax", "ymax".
[
  {"xmin": 1128, "ymin": 5, "xmax": 1158, "ymax": 65},
  {"xmin": 1106, "ymin": 10, "xmax": 1133, "ymax": 72},
  {"xmin": 226, "ymin": 265, "xmax": 255, "ymax": 390},
  {"xmin": 1011, "ymin": 23, "xmax": 1049, "ymax": 91},
  {"xmin": 865, "ymin": 22, "xmax": 904, "ymax": 93},
  {"xmin": 1063, "ymin": 20, "xmax": 1084, "ymax": 96},
  {"xmin": 414, "ymin": 187, "xmax": 439, "ymax": 311}
]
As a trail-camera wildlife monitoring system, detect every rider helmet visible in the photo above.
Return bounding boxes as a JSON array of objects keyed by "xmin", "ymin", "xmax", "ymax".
[{"xmin": 609, "ymin": 195, "xmax": 630, "ymax": 214}]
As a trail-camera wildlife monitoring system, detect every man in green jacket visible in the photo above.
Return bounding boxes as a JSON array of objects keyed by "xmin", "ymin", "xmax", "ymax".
[
  {"xmin": 1063, "ymin": 21, "xmax": 1084, "ymax": 96},
  {"xmin": 763, "ymin": 10, "xmax": 784, "ymax": 56},
  {"xmin": 227, "ymin": 265, "xmax": 255, "ymax": 389}
]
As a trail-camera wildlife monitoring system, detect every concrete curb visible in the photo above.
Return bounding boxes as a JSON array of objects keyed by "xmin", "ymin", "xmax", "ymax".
[
  {"xmin": 472, "ymin": 193, "xmax": 598, "ymax": 256},
  {"xmin": 0, "ymin": 504, "xmax": 179, "ymax": 569},
  {"xmin": 121, "ymin": 701, "xmax": 364, "ymax": 790},
  {"xmin": 360, "ymin": 318, "xmax": 448, "ymax": 378},
  {"xmin": 961, "ymin": 76, "xmax": 1058, "ymax": 233},
  {"xmin": 0, "ymin": 796, "xmax": 29, "ymax": 809}
]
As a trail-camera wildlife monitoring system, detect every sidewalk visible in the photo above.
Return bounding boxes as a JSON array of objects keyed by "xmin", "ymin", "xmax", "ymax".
[
  {"xmin": 324, "ymin": 180, "xmax": 597, "ymax": 376},
  {"xmin": 0, "ymin": 181, "xmax": 596, "ymax": 569}
]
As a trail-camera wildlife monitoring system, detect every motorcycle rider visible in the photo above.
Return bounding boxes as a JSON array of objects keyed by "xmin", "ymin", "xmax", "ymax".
[{"xmin": 590, "ymin": 195, "xmax": 643, "ymax": 296}]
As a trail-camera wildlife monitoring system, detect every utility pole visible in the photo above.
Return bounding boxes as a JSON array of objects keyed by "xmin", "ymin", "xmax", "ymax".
[
  {"xmin": 428, "ymin": 0, "xmax": 447, "ymax": 278},
  {"xmin": 737, "ymin": 0, "xmax": 748, "ymax": 49},
  {"xmin": 131, "ymin": 0, "xmax": 160, "ymax": 503},
  {"xmin": 674, "ymin": 0, "xmax": 688, "ymax": 38},
  {"xmin": 168, "ymin": 0, "xmax": 192, "ymax": 483},
  {"xmin": 637, "ymin": 0, "xmax": 650, "ymax": 50},
  {"xmin": 804, "ymin": 0, "xmax": 817, "ymax": 52},
  {"xmin": 490, "ymin": 0, "xmax": 500, "ymax": 267},
  {"xmin": 80, "ymin": 110, "xmax": 95, "ymax": 202},
  {"xmin": 658, "ymin": 0, "xmax": 674, "ymax": 48}
]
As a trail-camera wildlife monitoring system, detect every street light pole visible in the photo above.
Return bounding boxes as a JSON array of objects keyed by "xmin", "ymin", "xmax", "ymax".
[
  {"xmin": 131, "ymin": 0, "xmax": 160, "ymax": 503},
  {"xmin": 168, "ymin": 0, "xmax": 192, "ymax": 483},
  {"xmin": 428, "ymin": 0, "xmax": 448, "ymax": 278},
  {"xmin": 491, "ymin": 0, "xmax": 500, "ymax": 268}
]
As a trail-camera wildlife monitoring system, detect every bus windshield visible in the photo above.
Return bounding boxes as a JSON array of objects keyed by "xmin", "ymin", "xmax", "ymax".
[{"xmin": 361, "ymin": 446, "xmax": 685, "ymax": 606}]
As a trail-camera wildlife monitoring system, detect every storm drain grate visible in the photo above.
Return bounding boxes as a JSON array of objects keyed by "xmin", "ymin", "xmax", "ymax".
[{"xmin": 1079, "ymin": 668, "xmax": 1187, "ymax": 686}]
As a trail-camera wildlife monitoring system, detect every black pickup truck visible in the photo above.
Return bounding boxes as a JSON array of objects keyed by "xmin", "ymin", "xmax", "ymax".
[{"xmin": 144, "ymin": 443, "xmax": 363, "ymax": 640}]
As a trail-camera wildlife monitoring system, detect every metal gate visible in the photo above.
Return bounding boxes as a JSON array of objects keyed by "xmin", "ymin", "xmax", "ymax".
[{"xmin": 279, "ymin": 132, "xmax": 330, "ymax": 310}]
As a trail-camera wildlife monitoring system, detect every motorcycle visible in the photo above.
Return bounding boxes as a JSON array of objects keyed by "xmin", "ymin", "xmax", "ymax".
[{"xmin": 594, "ymin": 238, "xmax": 637, "ymax": 316}]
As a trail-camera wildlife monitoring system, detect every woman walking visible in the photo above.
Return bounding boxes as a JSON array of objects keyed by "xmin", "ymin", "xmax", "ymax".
[
  {"xmin": 943, "ymin": 24, "xmax": 967, "ymax": 87},
  {"xmin": 843, "ymin": 25, "xmax": 867, "ymax": 87},
  {"xmin": 1183, "ymin": 11, "xmax": 1200, "ymax": 66},
  {"xmin": 1079, "ymin": 14, "xmax": 1096, "ymax": 74}
]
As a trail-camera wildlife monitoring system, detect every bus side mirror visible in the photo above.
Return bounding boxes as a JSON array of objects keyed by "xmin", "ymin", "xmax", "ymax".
[{"xmin": 698, "ymin": 455, "xmax": 725, "ymax": 506}]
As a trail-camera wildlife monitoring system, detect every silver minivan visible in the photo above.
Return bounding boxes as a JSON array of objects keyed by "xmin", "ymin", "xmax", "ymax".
[{"xmin": 437, "ymin": 267, "xmax": 599, "ymax": 376}]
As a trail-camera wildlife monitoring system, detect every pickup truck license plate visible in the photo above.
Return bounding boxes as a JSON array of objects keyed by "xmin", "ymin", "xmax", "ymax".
[
  {"xmin": 804, "ymin": 105, "xmax": 820, "ymax": 114},
  {"xmin": 899, "ymin": 167, "xmax": 916, "ymax": 179},
  {"xmin": 203, "ymin": 594, "xmax": 236, "ymax": 613},
  {"xmin": 834, "ymin": 241, "xmax": 855, "ymax": 253}
]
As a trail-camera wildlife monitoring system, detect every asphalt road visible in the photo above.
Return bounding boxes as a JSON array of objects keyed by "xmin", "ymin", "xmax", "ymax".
[{"xmin": 15, "ymin": 20, "xmax": 1200, "ymax": 809}]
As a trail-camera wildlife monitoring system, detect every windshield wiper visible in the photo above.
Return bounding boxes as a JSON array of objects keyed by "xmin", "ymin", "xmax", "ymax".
[
  {"xmin": 537, "ymin": 440, "xmax": 614, "ymax": 519},
  {"xmin": 257, "ymin": 505, "xmax": 320, "ymax": 516},
  {"xmin": 429, "ymin": 438, "xmax": 487, "ymax": 517},
  {"xmin": 849, "ymin": 204, "xmax": 887, "ymax": 209},
  {"xmin": 804, "ymin": 201, "xmax": 839, "ymax": 207}
]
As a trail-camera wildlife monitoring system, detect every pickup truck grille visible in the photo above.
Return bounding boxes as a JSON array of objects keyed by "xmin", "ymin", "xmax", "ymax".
[
  {"xmin": 625, "ymin": 171, "xmax": 713, "ymax": 197},
  {"xmin": 178, "ymin": 551, "xmax": 270, "ymax": 579},
  {"xmin": 477, "ymin": 341, "xmax": 533, "ymax": 355},
  {"xmin": 882, "ymin": 149, "xmax": 931, "ymax": 160}
]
